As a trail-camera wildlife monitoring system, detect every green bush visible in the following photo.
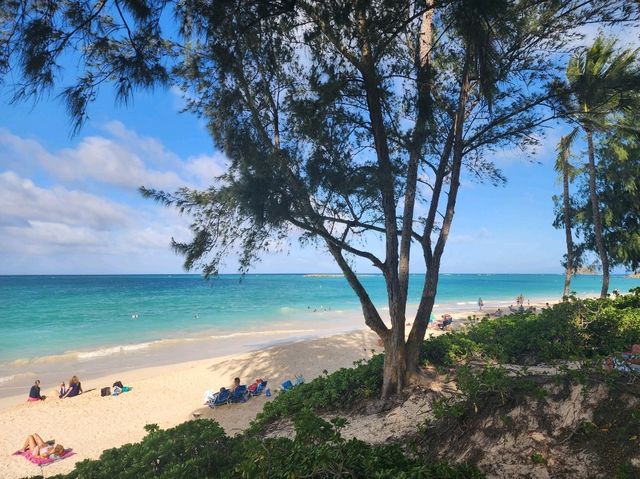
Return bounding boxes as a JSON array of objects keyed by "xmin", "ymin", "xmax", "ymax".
[
  {"xmin": 251, "ymin": 354, "xmax": 384, "ymax": 431},
  {"xmin": 38, "ymin": 413, "xmax": 484, "ymax": 479},
  {"xmin": 423, "ymin": 291, "xmax": 640, "ymax": 366}
]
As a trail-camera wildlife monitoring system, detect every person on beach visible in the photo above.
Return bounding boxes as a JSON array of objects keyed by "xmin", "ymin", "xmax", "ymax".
[
  {"xmin": 478, "ymin": 297, "xmax": 484, "ymax": 311},
  {"xmin": 229, "ymin": 377, "xmax": 241, "ymax": 393},
  {"xmin": 58, "ymin": 382, "xmax": 67, "ymax": 399},
  {"xmin": 27, "ymin": 380, "xmax": 45, "ymax": 401},
  {"xmin": 20, "ymin": 434, "xmax": 65, "ymax": 458},
  {"xmin": 604, "ymin": 344, "xmax": 640, "ymax": 373},
  {"xmin": 62, "ymin": 376, "xmax": 82, "ymax": 398}
]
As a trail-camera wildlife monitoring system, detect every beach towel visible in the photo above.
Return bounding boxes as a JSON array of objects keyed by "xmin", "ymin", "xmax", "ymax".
[{"xmin": 13, "ymin": 448, "xmax": 75, "ymax": 466}]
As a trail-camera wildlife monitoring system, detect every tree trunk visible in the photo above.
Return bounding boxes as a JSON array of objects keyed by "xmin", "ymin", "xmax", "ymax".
[
  {"xmin": 586, "ymin": 129, "xmax": 609, "ymax": 297},
  {"xmin": 561, "ymin": 144, "xmax": 574, "ymax": 298},
  {"xmin": 381, "ymin": 327, "xmax": 408, "ymax": 398}
]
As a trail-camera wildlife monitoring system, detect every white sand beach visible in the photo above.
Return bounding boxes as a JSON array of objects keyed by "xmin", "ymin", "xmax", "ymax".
[{"xmin": 0, "ymin": 302, "xmax": 552, "ymax": 479}]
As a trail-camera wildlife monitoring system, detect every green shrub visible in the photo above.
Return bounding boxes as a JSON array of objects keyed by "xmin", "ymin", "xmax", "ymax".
[
  {"xmin": 39, "ymin": 413, "xmax": 484, "ymax": 479},
  {"xmin": 251, "ymin": 354, "xmax": 384, "ymax": 431},
  {"xmin": 423, "ymin": 291, "xmax": 640, "ymax": 366},
  {"xmin": 236, "ymin": 411, "xmax": 484, "ymax": 478},
  {"xmin": 46, "ymin": 420, "xmax": 238, "ymax": 479}
]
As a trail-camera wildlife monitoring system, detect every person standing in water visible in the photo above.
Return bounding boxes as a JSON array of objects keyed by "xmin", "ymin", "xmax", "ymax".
[{"xmin": 478, "ymin": 297, "xmax": 484, "ymax": 311}]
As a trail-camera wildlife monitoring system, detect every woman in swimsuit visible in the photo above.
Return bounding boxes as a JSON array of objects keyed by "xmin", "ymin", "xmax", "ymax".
[{"xmin": 20, "ymin": 434, "xmax": 65, "ymax": 458}]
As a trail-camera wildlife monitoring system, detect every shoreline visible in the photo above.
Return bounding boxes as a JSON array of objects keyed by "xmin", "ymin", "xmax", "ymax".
[{"xmin": 0, "ymin": 296, "xmax": 563, "ymax": 400}]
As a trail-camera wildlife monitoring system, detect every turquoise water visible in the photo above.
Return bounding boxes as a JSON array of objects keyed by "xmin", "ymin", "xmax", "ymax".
[{"xmin": 1, "ymin": 273, "xmax": 639, "ymax": 368}]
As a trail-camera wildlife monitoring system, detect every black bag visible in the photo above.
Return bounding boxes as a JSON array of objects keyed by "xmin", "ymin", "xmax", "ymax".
[
  {"xmin": 101, "ymin": 387, "xmax": 111, "ymax": 397},
  {"xmin": 113, "ymin": 381, "xmax": 123, "ymax": 389}
]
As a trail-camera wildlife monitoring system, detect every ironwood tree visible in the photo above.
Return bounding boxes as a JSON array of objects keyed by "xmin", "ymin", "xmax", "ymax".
[{"xmin": 2, "ymin": 0, "xmax": 638, "ymax": 397}]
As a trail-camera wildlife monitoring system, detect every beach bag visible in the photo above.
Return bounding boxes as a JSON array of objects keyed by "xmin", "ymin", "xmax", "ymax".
[
  {"xmin": 113, "ymin": 380, "xmax": 123, "ymax": 389},
  {"xmin": 101, "ymin": 387, "xmax": 111, "ymax": 397}
]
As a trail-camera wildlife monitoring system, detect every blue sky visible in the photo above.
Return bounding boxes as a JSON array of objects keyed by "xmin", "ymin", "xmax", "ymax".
[{"xmin": 0, "ymin": 24, "xmax": 635, "ymax": 275}]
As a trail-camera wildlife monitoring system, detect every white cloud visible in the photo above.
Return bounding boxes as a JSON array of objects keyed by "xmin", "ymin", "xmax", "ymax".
[
  {"xmin": 0, "ymin": 122, "xmax": 227, "ymax": 192},
  {"xmin": 0, "ymin": 171, "xmax": 130, "ymax": 229},
  {"xmin": 0, "ymin": 124, "xmax": 206, "ymax": 272}
]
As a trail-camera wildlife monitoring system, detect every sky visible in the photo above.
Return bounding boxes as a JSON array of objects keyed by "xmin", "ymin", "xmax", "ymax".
[{"xmin": 0, "ymin": 24, "xmax": 636, "ymax": 275}]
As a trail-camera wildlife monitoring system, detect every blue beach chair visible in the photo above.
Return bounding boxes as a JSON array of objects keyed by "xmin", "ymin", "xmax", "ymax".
[
  {"xmin": 206, "ymin": 388, "xmax": 231, "ymax": 408},
  {"xmin": 230, "ymin": 385, "xmax": 249, "ymax": 403},
  {"xmin": 281, "ymin": 375, "xmax": 305, "ymax": 392},
  {"xmin": 249, "ymin": 380, "xmax": 268, "ymax": 397}
]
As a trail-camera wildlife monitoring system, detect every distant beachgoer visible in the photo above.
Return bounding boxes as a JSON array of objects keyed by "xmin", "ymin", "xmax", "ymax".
[
  {"xmin": 229, "ymin": 377, "xmax": 241, "ymax": 393},
  {"xmin": 438, "ymin": 314, "xmax": 453, "ymax": 330},
  {"xmin": 58, "ymin": 382, "xmax": 67, "ymax": 399},
  {"xmin": 509, "ymin": 305, "xmax": 515, "ymax": 312},
  {"xmin": 478, "ymin": 298, "xmax": 484, "ymax": 311},
  {"xmin": 62, "ymin": 376, "xmax": 82, "ymax": 398},
  {"xmin": 27, "ymin": 380, "xmax": 45, "ymax": 401},
  {"xmin": 605, "ymin": 344, "xmax": 640, "ymax": 373},
  {"xmin": 20, "ymin": 434, "xmax": 65, "ymax": 459}
]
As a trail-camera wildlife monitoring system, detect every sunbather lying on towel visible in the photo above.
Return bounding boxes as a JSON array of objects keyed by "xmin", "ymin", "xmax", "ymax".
[
  {"xmin": 20, "ymin": 434, "xmax": 65, "ymax": 459},
  {"xmin": 605, "ymin": 344, "xmax": 640, "ymax": 373}
]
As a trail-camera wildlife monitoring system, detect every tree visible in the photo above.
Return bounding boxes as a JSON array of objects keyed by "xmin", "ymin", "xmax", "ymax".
[
  {"xmin": 138, "ymin": 0, "xmax": 602, "ymax": 397},
  {"xmin": 553, "ymin": 129, "xmax": 580, "ymax": 297},
  {"xmin": 2, "ymin": 1, "xmax": 639, "ymax": 398},
  {"xmin": 584, "ymin": 115, "xmax": 640, "ymax": 272},
  {"xmin": 558, "ymin": 35, "xmax": 640, "ymax": 297}
]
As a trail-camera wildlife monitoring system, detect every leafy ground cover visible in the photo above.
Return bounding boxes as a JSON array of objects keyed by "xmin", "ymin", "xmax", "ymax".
[
  {"xmin": 33, "ymin": 413, "xmax": 482, "ymax": 479},
  {"xmin": 423, "ymin": 288, "xmax": 640, "ymax": 366}
]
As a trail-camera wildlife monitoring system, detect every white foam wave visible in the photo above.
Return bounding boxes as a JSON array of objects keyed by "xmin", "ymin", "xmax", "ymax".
[
  {"xmin": 0, "ymin": 375, "xmax": 15, "ymax": 384},
  {"xmin": 208, "ymin": 328, "xmax": 315, "ymax": 340},
  {"xmin": 77, "ymin": 342, "xmax": 156, "ymax": 360},
  {"xmin": 4, "ymin": 327, "xmax": 328, "ymax": 368}
]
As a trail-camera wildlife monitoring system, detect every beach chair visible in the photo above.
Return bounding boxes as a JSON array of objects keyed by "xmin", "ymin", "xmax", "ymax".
[
  {"xmin": 281, "ymin": 375, "xmax": 305, "ymax": 392},
  {"xmin": 230, "ymin": 385, "xmax": 249, "ymax": 403},
  {"xmin": 248, "ymin": 380, "xmax": 268, "ymax": 397},
  {"xmin": 206, "ymin": 389, "xmax": 231, "ymax": 408}
]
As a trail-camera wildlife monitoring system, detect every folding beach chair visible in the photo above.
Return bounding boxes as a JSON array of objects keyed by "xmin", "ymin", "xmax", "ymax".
[
  {"xmin": 206, "ymin": 388, "xmax": 231, "ymax": 408},
  {"xmin": 229, "ymin": 385, "xmax": 249, "ymax": 403},
  {"xmin": 248, "ymin": 380, "xmax": 268, "ymax": 397},
  {"xmin": 281, "ymin": 375, "xmax": 305, "ymax": 392}
]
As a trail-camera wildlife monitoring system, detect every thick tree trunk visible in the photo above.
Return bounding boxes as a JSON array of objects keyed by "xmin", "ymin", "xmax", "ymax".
[
  {"xmin": 405, "ymin": 262, "xmax": 439, "ymax": 375},
  {"xmin": 586, "ymin": 129, "xmax": 610, "ymax": 297},
  {"xmin": 561, "ymin": 144, "xmax": 574, "ymax": 298},
  {"xmin": 381, "ymin": 327, "xmax": 408, "ymax": 398}
]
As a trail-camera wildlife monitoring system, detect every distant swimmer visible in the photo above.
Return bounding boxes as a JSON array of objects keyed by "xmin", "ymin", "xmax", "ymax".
[
  {"xmin": 193, "ymin": 313, "xmax": 200, "ymax": 319},
  {"xmin": 131, "ymin": 314, "xmax": 139, "ymax": 320}
]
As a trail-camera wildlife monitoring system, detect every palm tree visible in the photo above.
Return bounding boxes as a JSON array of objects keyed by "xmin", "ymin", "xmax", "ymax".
[
  {"xmin": 554, "ymin": 130, "xmax": 579, "ymax": 297},
  {"xmin": 563, "ymin": 35, "xmax": 640, "ymax": 297}
]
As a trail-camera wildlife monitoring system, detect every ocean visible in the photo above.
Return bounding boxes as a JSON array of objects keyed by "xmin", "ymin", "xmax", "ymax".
[{"xmin": 1, "ymin": 273, "xmax": 638, "ymax": 397}]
